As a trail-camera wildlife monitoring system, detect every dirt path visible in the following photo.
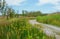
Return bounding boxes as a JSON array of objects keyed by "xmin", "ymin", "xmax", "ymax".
[{"xmin": 29, "ymin": 20, "xmax": 60, "ymax": 39}]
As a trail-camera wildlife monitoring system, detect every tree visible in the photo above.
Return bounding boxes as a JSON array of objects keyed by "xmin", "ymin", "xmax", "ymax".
[
  {"xmin": 0, "ymin": 0, "xmax": 6, "ymax": 15},
  {"xmin": 9, "ymin": 8, "xmax": 15, "ymax": 18},
  {"xmin": 0, "ymin": 0, "xmax": 15, "ymax": 20},
  {"xmin": 25, "ymin": 11, "xmax": 42, "ymax": 17},
  {"xmin": 7, "ymin": 7, "xmax": 15, "ymax": 19},
  {"xmin": 22, "ymin": 10, "xmax": 25, "ymax": 16}
]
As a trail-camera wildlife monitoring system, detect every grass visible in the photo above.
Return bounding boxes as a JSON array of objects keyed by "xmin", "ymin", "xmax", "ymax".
[
  {"xmin": 36, "ymin": 14, "xmax": 60, "ymax": 27},
  {"xmin": 0, "ymin": 18, "xmax": 55, "ymax": 39}
]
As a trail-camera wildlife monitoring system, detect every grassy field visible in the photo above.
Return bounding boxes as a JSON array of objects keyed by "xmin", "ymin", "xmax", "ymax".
[
  {"xmin": 36, "ymin": 14, "xmax": 60, "ymax": 27},
  {"xmin": 0, "ymin": 18, "xmax": 55, "ymax": 39}
]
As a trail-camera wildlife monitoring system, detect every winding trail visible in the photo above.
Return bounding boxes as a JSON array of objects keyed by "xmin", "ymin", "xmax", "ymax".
[{"xmin": 29, "ymin": 20, "xmax": 60, "ymax": 39}]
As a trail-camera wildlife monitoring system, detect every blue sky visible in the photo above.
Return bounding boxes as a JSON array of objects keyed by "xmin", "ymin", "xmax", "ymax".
[{"xmin": 5, "ymin": 0, "xmax": 60, "ymax": 14}]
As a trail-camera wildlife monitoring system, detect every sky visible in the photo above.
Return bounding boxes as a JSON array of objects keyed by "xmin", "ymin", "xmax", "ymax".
[{"xmin": 5, "ymin": 0, "xmax": 60, "ymax": 14}]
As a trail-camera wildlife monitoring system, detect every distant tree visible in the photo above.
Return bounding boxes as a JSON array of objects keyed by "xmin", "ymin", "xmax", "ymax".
[
  {"xmin": 10, "ymin": 9, "xmax": 15, "ymax": 18},
  {"xmin": 7, "ymin": 7, "xmax": 15, "ymax": 19},
  {"xmin": 21, "ymin": 10, "xmax": 42, "ymax": 17},
  {"xmin": 22, "ymin": 10, "xmax": 25, "ymax": 16},
  {"xmin": 15, "ymin": 10, "xmax": 19, "ymax": 18},
  {"xmin": 26, "ymin": 11, "xmax": 42, "ymax": 17},
  {"xmin": 21, "ymin": 10, "xmax": 28, "ymax": 16}
]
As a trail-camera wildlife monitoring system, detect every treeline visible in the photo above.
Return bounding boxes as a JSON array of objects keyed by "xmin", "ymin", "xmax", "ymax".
[{"xmin": 19, "ymin": 10, "xmax": 48, "ymax": 17}]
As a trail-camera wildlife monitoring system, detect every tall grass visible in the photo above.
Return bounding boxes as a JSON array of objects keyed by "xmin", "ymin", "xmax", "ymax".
[
  {"xmin": 0, "ymin": 18, "xmax": 55, "ymax": 39},
  {"xmin": 36, "ymin": 14, "xmax": 60, "ymax": 27}
]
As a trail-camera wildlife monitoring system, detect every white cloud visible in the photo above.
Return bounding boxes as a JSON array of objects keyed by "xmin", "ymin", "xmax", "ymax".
[
  {"xmin": 5, "ymin": 0, "xmax": 26, "ymax": 6},
  {"xmin": 37, "ymin": 0, "xmax": 50, "ymax": 5},
  {"xmin": 37, "ymin": 0, "xmax": 60, "ymax": 11},
  {"xmin": 53, "ymin": 5, "xmax": 60, "ymax": 10},
  {"xmin": 37, "ymin": 0, "xmax": 60, "ymax": 6}
]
